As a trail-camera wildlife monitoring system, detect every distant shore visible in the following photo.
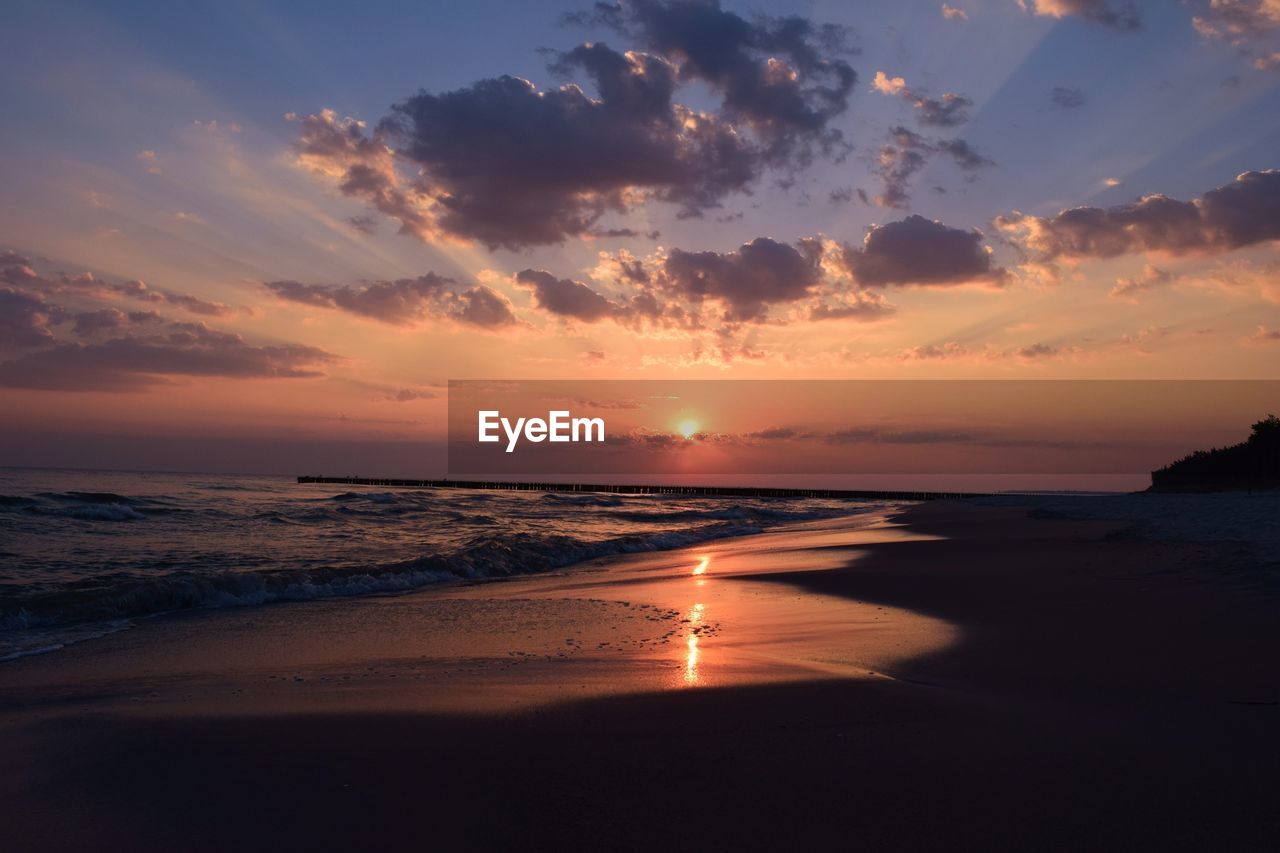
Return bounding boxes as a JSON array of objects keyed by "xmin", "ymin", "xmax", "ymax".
[
  {"xmin": 3, "ymin": 500, "xmax": 1278, "ymax": 850},
  {"xmin": 297, "ymin": 474, "xmax": 990, "ymax": 500}
]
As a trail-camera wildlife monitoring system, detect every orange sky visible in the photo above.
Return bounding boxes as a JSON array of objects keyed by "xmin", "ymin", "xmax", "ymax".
[{"xmin": 1, "ymin": 1, "xmax": 1278, "ymax": 475}]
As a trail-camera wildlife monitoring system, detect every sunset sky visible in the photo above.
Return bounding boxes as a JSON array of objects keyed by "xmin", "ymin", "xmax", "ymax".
[{"xmin": 2, "ymin": 0, "xmax": 1279, "ymax": 474}]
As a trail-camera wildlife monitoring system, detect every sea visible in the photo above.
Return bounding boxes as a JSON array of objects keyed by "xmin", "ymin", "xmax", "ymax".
[{"xmin": 0, "ymin": 467, "xmax": 889, "ymax": 661}]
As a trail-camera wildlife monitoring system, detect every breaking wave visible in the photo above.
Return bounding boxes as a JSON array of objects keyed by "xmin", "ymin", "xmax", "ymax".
[{"xmin": 0, "ymin": 470, "xmax": 890, "ymax": 661}]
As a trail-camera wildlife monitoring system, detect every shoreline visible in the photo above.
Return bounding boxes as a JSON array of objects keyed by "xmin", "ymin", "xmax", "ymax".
[
  {"xmin": 4, "ymin": 501, "xmax": 1279, "ymax": 850},
  {"xmin": 0, "ymin": 494, "xmax": 894, "ymax": 664}
]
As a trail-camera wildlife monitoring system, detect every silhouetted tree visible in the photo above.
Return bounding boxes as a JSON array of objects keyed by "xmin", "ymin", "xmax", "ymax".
[{"xmin": 1150, "ymin": 414, "xmax": 1280, "ymax": 492}]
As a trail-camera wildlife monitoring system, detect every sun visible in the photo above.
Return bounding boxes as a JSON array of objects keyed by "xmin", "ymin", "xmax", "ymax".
[{"xmin": 678, "ymin": 419, "xmax": 700, "ymax": 439}]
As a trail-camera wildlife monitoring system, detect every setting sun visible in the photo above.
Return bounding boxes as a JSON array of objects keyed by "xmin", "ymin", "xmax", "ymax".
[{"xmin": 678, "ymin": 419, "xmax": 700, "ymax": 439}]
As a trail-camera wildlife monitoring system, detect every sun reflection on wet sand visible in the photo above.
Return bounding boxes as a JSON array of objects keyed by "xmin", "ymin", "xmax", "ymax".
[
  {"xmin": 684, "ymin": 634, "xmax": 699, "ymax": 684},
  {"xmin": 692, "ymin": 556, "xmax": 710, "ymax": 576},
  {"xmin": 684, "ymin": 602, "xmax": 705, "ymax": 685}
]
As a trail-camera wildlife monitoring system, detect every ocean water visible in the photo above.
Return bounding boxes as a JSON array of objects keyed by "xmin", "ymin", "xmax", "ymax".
[{"xmin": 0, "ymin": 468, "xmax": 888, "ymax": 661}]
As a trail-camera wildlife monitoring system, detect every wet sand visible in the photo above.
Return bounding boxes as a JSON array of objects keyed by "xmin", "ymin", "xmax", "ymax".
[{"xmin": 3, "ymin": 502, "xmax": 1279, "ymax": 851}]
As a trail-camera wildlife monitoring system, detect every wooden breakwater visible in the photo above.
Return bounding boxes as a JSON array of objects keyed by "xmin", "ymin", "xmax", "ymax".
[{"xmin": 295, "ymin": 475, "xmax": 987, "ymax": 501}]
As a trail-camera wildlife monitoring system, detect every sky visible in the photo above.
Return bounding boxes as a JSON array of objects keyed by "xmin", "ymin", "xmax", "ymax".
[{"xmin": 1, "ymin": 0, "xmax": 1279, "ymax": 475}]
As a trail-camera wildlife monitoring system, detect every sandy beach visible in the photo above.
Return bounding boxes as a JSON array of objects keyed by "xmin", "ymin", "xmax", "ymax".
[{"xmin": 3, "ymin": 500, "xmax": 1278, "ymax": 851}]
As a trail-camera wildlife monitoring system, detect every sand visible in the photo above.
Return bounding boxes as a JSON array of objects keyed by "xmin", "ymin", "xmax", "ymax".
[{"xmin": 2, "ymin": 502, "xmax": 1278, "ymax": 851}]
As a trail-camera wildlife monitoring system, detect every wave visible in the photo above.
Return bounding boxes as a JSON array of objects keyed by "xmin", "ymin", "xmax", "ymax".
[
  {"xmin": 540, "ymin": 492, "xmax": 626, "ymax": 507},
  {"xmin": 0, "ymin": 491, "xmax": 186, "ymax": 522},
  {"xmin": 0, "ymin": 520, "xmax": 768, "ymax": 636}
]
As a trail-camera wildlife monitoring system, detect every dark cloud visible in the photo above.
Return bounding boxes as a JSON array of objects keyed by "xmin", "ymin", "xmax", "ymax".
[
  {"xmin": 1016, "ymin": 342, "xmax": 1059, "ymax": 358},
  {"xmin": 1, "ymin": 251, "xmax": 39, "ymax": 287},
  {"xmin": 871, "ymin": 72, "xmax": 972, "ymax": 127},
  {"xmin": 0, "ymin": 323, "xmax": 337, "ymax": 392},
  {"xmin": 160, "ymin": 292, "xmax": 235, "ymax": 317},
  {"xmin": 995, "ymin": 169, "xmax": 1280, "ymax": 260},
  {"xmin": 264, "ymin": 274, "xmax": 518, "ymax": 328},
  {"xmin": 873, "ymin": 127, "xmax": 932, "ymax": 208},
  {"xmin": 843, "ymin": 214, "xmax": 1004, "ymax": 286},
  {"xmin": 912, "ymin": 92, "xmax": 973, "ymax": 127},
  {"xmin": 72, "ymin": 308, "xmax": 163, "ymax": 338},
  {"xmin": 873, "ymin": 127, "xmax": 992, "ymax": 208},
  {"xmin": 0, "ymin": 288, "xmax": 63, "ymax": 348},
  {"xmin": 935, "ymin": 138, "xmax": 994, "ymax": 170},
  {"xmin": 17, "ymin": 263, "xmax": 237, "ymax": 318},
  {"xmin": 347, "ymin": 215, "xmax": 379, "ymax": 234},
  {"xmin": 661, "ymin": 237, "xmax": 821, "ymax": 321},
  {"xmin": 1021, "ymin": 0, "xmax": 1141, "ymax": 31},
  {"xmin": 587, "ymin": 227, "xmax": 661, "ymax": 239},
  {"xmin": 294, "ymin": 3, "xmax": 856, "ymax": 250},
  {"xmin": 377, "ymin": 53, "xmax": 757, "ymax": 249},
  {"xmin": 1050, "ymin": 86, "xmax": 1086, "ymax": 108},
  {"xmin": 386, "ymin": 388, "xmax": 437, "ymax": 402},
  {"xmin": 829, "ymin": 186, "xmax": 854, "ymax": 204},
  {"xmin": 516, "ymin": 269, "xmax": 620, "ymax": 322},
  {"xmin": 288, "ymin": 110, "xmax": 434, "ymax": 242},
  {"xmin": 453, "ymin": 287, "xmax": 521, "ymax": 329},
  {"xmin": 576, "ymin": 0, "xmax": 857, "ymax": 160}
]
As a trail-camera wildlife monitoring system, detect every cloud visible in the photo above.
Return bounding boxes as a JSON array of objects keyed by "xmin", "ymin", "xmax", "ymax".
[
  {"xmin": 0, "ymin": 288, "xmax": 64, "ymax": 348},
  {"xmin": 577, "ymin": 0, "xmax": 857, "ymax": 160},
  {"xmin": 1246, "ymin": 324, "xmax": 1280, "ymax": 343},
  {"xmin": 71, "ymin": 308, "xmax": 164, "ymax": 338},
  {"xmin": 1018, "ymin": 0, "xmax": 1141, "ymax": 30},
  {"xmin": 873, "ymin": 126, "xmax": 992, "ymax": 208},
  {"xmin": 347, "ymin": 215, "xmax": 379, "ymax": 234},
  {"xmin": 387, "ymin": 388, "xmax": 438, "ymax": 402},
  {"xmin": 11, "ymin": 259, "xmax": 238, "ymax": 318},
  {"xmin": 453, "ymin": 287, "xmax": 521, "ymax": 329},
  {"xmin": 288, "ymin": 110, "xmax": 435, "ymax": 242},
  {"xmin": 661, "ymin": 237, "xmax": 822, "ymax": 321},
  {"xmin": 379, "ymin": 57, "xmax": 756, "ymax": 249},
  {"xmin": 586, "ymin": 227, "xmax": 661, "ymax": 240},
  {"xmin": 912, "ymin": 92, "xmax": 973, "ymax": 128},
  {"xmin": 872, "ymin": 71, "xmax": 907, "ymax": 96},
  {"xmin": 264, "ymin": 274, "xmax": 519, "ymax": 329},
  {"xmin": 1051, "ymin": 86, "xmax": 1086, "ymax": 108},
  {"xmin": 995, "ymin": 169, "xmax": 1280, "ymax": 260},
  {"xmin": 1256, "ymin": 51, "xmax": 1280, "ymax": 69},
  {"xmin": 934, "ymin": 138, "xmax": 993, "ymax": 170},
  {"xmin": 1016, "ymin": 342, "xmax": 1059, "ymax": 358},
  {"xmin": 842, "ymin": 215, "xmax": 1004, "ymax": 286},
  {"xmin": 541, "ymin": 234, "xmax": 900, "ymax": 338},
  {"xmin": 0, "ymin": 322, "xmax": 337, "ymax": 392},
  {"xmin": 900, "ymin": 341, "xmax": 971, "ymax": 360},
  {"xmin": 516, "ymin": 269, "xmax": 620, "ymax": 322},
  {"xmin": 294, "ymin": 3, "xmax": 857, "ymax": 250},
  {"xmin": 1191, "ymin": 1, "xmax": 1280, "ymax": 42},
  {"xmin": 1110, "ymin": 264, "xmax": 1173, "ymax": 300},
  {"xmin": 137, "ymin": 150, "xmax": 161, "ymax": 175},
  {"xmin": 809, "ymin": 292, "xmax": 897, "ymax": 321},
  {"xmin": 871, "ymin": 71, "xmax": 973, "ymax": 126},
  {"xmin": 874, "ymin": 127, "xmax": 933, "ymax": 208},
  {"xmin": 0, "ymin": 256, "xmax": 342, "ymax": 391},
  {"xmin": 942, "ymin": 4, "xmax": 969, "ymax": 20}
]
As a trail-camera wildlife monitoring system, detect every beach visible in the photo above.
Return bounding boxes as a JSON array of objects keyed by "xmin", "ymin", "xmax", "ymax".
[{"xmin": 4, "ymin": 498, "xmax": 1279, "ymax": 851}]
